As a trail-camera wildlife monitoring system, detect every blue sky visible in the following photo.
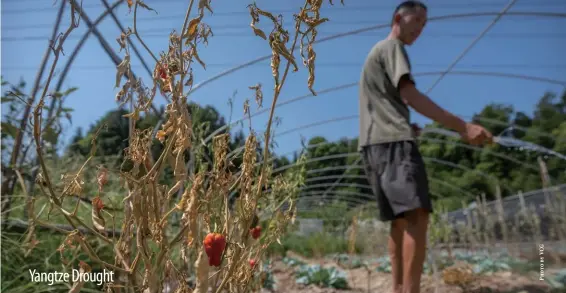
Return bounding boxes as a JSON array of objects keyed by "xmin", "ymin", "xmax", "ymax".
[{"xmin": 2, "ymin": 0, "xmax": 566, "ymax": 157}]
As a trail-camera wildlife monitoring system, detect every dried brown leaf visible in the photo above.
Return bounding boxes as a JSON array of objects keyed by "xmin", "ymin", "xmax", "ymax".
[
  {"xmin": 198, "ymin": 24, "xmax": 214, "ymax": 45},
  {"xmin": 251, "ymin": 26, "xmax": 267, "ymax": 40},
  {"xmin": 185, "ymin": 174, "xmax": 203, "ymax": 247},
  {"xmin": 68, "ymin": 261, "xmax": 91, "ymax": 293},
  {"xmin": 194, "ymin": 250, "xmax": 209, "ymax": 293},
  {"xmin": 306, "ymin": 44, "xmax": 317, "ymax": 95},
  {"xmin": 243, "ymin": 99, "xmax": 250, "ymax": 117},
  {"xmin": 97, "ymin": 166, "xmax": 108, "ymax": 191},
  {"xmin": 249, "ymin": 83, "xmax": 263, "ymax": 108},
  {"xmin": 270, "ymin": 52, "xmax": 281, "ymax": 86},
  {"xmin": 137, "ymin": 0, "xmax": 157, "ymax": 14},
  {"xmin": 254, "ymin": 6, "xmax": 278, "ymax": 23},
  {"xmin": 60, "ymin": 173, "xmax": 84, "ymax": 197},
  {"xmin": 270, "ymin": 37, "xmax": 298, "ymax": 72},
  {"xmin": 123, "ymin": 108, "xmax": 140, "ymax": 121},
  {"xmin": 189, "ymin": 43, "xmax": 206, "ymax": 69},
  {"xmin": 198, "ymin": 0, "xmax": 213, "ymax": 15},
  {"xmin": 188, "ymin": 18, "xmax": 201, "ymax": 36},
  {"xmin": 92, "ymin": 196, "xmax": 106, "ymax": 234},
  {"xmin": 115, "ymin": 54, "xmax": 130, "ymax": 88},
  {"xmin": 304, "ymin": 17, "xmax": 329, "ymax": 27},
  {"xmin": 184, "ymin": 68, "xmax": 194, "ymax": 88},
  {"xmin": 184, "ymin": 17, "xmax": 202, "ymax": 43}
]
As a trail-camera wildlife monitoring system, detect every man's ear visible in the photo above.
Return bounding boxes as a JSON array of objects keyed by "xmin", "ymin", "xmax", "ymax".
[{"xmin": 393, "ymin": 13, "xmax": 402, "ymax": 25}]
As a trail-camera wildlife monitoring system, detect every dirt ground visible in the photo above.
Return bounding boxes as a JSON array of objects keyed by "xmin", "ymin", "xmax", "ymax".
[{"xmin": 263, "ymin": 252, "xmax": 560, "ymax": 293}]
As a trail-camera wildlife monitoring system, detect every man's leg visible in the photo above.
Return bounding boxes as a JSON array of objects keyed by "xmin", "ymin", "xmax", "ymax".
[
  {"xmin": 361, "ymin": 144, "xmax": 404, "ymax": 293},
  {"xmin": 389, "ymin": 218, "xmax": 407, "ymax": 293},
  {"xmin": 379, "ymin": 141, "xmax": 433, "ymax": 293},
  {"xmin": 401, "ymin": 208, "xmax": 429, "ymax": 293},
  {"xmin": 361, "ymin": 141, "xmax": 432, "ymax": 293}
]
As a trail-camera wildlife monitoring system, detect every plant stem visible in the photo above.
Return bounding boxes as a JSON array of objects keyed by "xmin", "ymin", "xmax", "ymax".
[
  {"xmin": 256, "ymin": 2, "xmax": 308, "ymax": 195},
  {"xmin": 133, "ymin": 1, "xmax": 159, "ymax": 63},
  {"xmin": 1, "ymin": 0, "xmax": 68, "ymax": 225},
  {"xmin": 179, "ymin": 0, "xmax": 195, "ymax": 90}
]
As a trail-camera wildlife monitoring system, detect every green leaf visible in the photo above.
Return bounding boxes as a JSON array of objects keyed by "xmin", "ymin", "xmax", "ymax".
[
  {"xmin": 1, "ymin": 122, "xmax": 19, "ymax": 138},
  {"xmin": 65, "ymin": 113, "xmax": 73, "ymax": 124},
  {"xmin": 1, "ymin": 97, "xmax": 15, "ymax": 103},
  {"xmin": 43, "ymin": 126, "xmax": 59, "ymax": 145},
  {"xmin": 63, "ymin": 87, "xmax": 78, "ymax": 96}
]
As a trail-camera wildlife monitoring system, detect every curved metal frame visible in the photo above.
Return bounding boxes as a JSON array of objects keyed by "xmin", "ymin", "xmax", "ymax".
[
  {"xmin": 188, "ymin": 11, "xmax": 566, "ymax": 95},
  {"xmin": 205, "ymin": 71, "xmax": 565, "ymax": 146},
  {"xmin": 302, "ymin": 174, "xmax": 477, "ymax": 199},
  {"xmin": 230, "ymin": 130, "xmax": 540, "ymax": 182},
  {"xmin": 226, "ymin": 112, "xmax": 564, "ymax": 163}
]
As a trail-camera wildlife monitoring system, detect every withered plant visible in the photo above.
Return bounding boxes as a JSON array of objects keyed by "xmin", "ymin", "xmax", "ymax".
[{"xmin": 25, "ymin": 0, "xmax": 344, "ymax": 292}]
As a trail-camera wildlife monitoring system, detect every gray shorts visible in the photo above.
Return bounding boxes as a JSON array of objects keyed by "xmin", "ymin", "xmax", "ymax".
[{"xmin": 361, "ymin": 140, "xmax": 433, "ymax": 222}]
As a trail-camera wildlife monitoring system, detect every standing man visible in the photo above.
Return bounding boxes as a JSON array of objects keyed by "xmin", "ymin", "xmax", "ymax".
[{"xmin": 358, "ymin": 1, "xmax": 493, "ymax": 293}]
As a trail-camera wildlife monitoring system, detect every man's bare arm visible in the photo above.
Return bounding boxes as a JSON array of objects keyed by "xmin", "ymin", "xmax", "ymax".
[{"xmin": 399, "ymin": 78, "xmax": 467, "ymax": 134}]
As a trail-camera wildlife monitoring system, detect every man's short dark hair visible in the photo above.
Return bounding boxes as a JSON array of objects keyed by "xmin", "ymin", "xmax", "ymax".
[{"xmin": 391, "ymin": 1, "xmax": 428, "ymax": 26}]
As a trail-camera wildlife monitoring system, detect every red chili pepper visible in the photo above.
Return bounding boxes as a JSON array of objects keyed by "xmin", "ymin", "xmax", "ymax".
[
  {"xmin": 203, "ymin": 233, "xmax": 226, "ymax": 267},
  {"xmin": 159, "ymin": 68, "xmax": 167, "ymax": 79},
  {"xmin": 250, "ymin": 226, "xmax": 261, "ymax": 239},
  {"xmin": 249, "ymin": 259, "xmax": 257, "ymax": 269}
]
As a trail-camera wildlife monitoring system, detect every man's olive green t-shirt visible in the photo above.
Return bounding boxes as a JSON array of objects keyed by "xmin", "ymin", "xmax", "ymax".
[{"xmin": 358, "ymin": 38, "xmax": 416, "ymax": 151}]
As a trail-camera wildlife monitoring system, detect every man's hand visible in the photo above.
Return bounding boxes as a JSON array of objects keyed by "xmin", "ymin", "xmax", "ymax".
[
  {"xmin": 460, "ymin": 123, "xmax": 493, "ymax": 146},
  {"xmin": 399, "ymin": 79, "xmax": 493, "ymax": 147}
]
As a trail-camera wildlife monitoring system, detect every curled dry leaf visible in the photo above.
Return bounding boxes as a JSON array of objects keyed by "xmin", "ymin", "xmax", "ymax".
[
  {"xmin": 252, "ymin": 26, "xmax": 267, "ymax": 40},
  {"xmin": 248, "ymin": 3, "xmax": 299, "ymax": 86},
  {"xmin": 122, "ymin": 108, "xmax": 140, "ymax": 121},
  {"xmin": 269, "ymin": 34, "xmax": 298, "ymax": 73},
  {"xmin": 183, "ymin": 16, "xmax": 202, "ymax": 44},
  {"xmin": 124, "ymin": 128, "xmax": 152, "ymax": 167},
  {"xmin": 243, "ymin": 99, "xmax": 250, "ymax": 117},
  {"xmin": 296, "ymin": 1, "xmax": 329, "ymax": 94},
  {"xmin": 189, "ymin": 43, "xmax": 206, "ymax": 69},
  {"xmin": 248, "ymin": 5, "xmax": 267, "ymax": 40},
  {"xmin": 184, "ymin": 68, "xmax": 194, "ymax": 88},
  {"xmin": 198, "ymin": 0, "xmax": 213, "ymax": 15},
  {"xmin": 137, "ymin": 0, "xmax": 157, "ymax": 14},
  {"xmin": 271, "ymin": 52, "xmax": 281, "ymax": 86},
  {"xmin": 97, "ymin": 166, "xmax": 108, "ymax": 190},
  {"xmin": 68, "ymin": 261, "xmax": 91, "ymax": 293},
  {"xmin": 306, "ymin": 44, "xmax": 317, "ymax": 95},
  {"xmin": 182, "ymin": 173, "xmax": 203, "ymax": 247},
  {"xmin": 116, "ymin": 28, "xmax": 133, "ymax": 51},
  {"xmin": 115, "ymin": 80, "xmax": 130, "ymax": 102},
  {"xmin": 198, "ymin": 23, "xmax": 214, "ymax": 46},
  {"xmin": 249, "ymin": 83, "xmax": 263, "ymax": 108},
  {"xmin": 213, "ymin": 134, "xmax": 230, "ymax": 172},
  {"xmin": 92, "ymin": 196, "xmax": 106, "ymax": 234},
  {"xmin": 92, "ymin": 196, "xmax": 105, "ymax": 212},
  {"xmin": 60, "ymin": 173, "xmax": 84, "ymax": 197},
  {"xmin": 115, "ymin": 54, "xmax": 131, "ymax": 88}
]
